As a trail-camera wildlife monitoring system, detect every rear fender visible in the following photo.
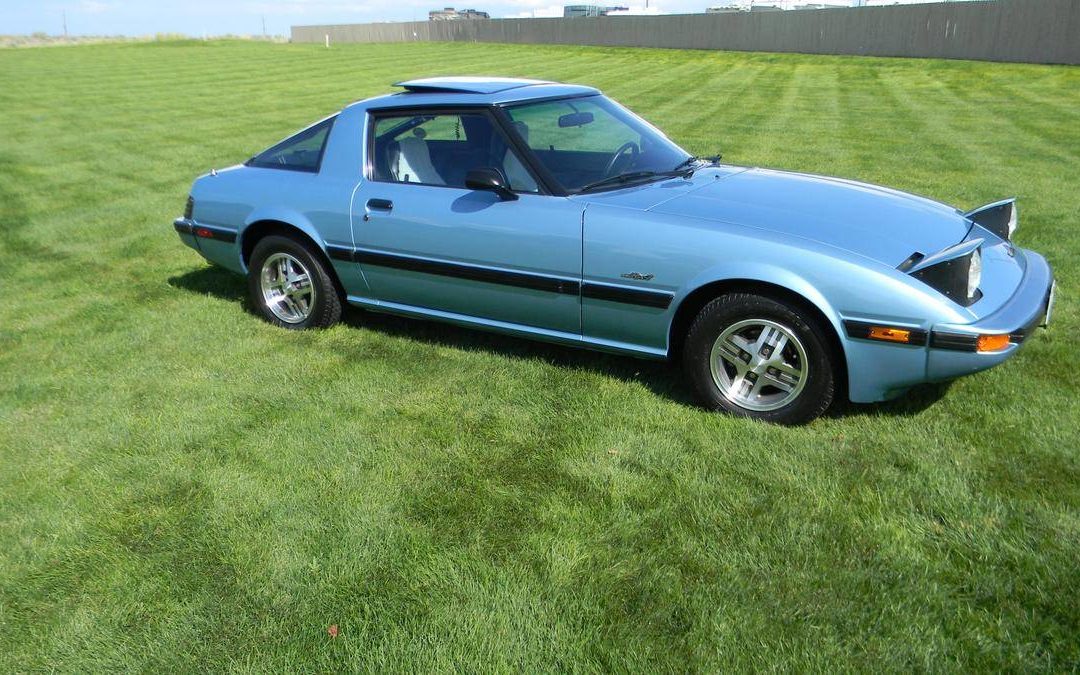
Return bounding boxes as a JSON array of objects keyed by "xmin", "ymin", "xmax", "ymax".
[{"xmin": 240, "ymin": 208, "xmax": 326, "ymax": 273}]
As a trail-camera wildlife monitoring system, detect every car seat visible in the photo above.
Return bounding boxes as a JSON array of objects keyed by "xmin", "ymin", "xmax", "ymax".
[{"xmin": 393, "ymin": 128, "xmax": 443, "ymax": 184}]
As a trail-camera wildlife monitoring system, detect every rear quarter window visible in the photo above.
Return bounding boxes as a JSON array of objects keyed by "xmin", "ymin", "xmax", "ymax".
[{"xmin": 247, "ymin": 115, "xmax": 336, "ymax": 173}]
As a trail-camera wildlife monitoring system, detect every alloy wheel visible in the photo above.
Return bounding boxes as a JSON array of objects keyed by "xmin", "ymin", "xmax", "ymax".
[
  {"xmin": 709, "ymin": 318, "xmax": 808, "ymax": 412},
  {"xmin": 260, "ymin": 252, "xmax": 316, "ymax": 324}
]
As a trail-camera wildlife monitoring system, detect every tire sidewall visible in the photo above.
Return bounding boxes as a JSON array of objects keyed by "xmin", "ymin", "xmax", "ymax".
[
  {"xmin": 683, "ymin": 293, "xmax": 835, "ymax": 424},
  {"xmin": 248, "ymin": 235, "xmax": 337, "ymax": 330}
]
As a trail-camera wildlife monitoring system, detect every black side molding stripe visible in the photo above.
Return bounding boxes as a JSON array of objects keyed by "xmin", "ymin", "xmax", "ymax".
[
  {"xmin": 1009, "ymin": 330, "xmax": 1031, "ymax": 345},
  {"xmin": 200, "ymin": 225, "xmax": 237, "ymax": 243},
  {"xmin": 582, "ymin": 282, "xmax": 673, "ymax": 309},
  {"xmin": 842, "ymin": 320, "xmax": 1013, "ymax": 353},
  {"xmin": 174, "ymin": 218, "xmax": 237, "ymax": 243},
  {"xmin": 326, "ymin": 245, "xmax": 353, "ymax": 262},
  {"xmin": 843, "ymin": 320, "xmax": 929, "ymax": 346},
  {"xmin": 328, "ymin": 246, "xmax": 673, "ymax": 309},
  {"xmin": 929, "ymin": 326, "xmax": 1040, "ymax": 351},
  {"xmin": 354, "ymin": 249, "xmax": 580, "ymax": 295},
  {"xmin": 1009, "ymin": 302, "xmax": 1049, "ymax": 345},
  {"xmin": 929, "ymin": 331, "xmax": 979, "ymax": 352},
  {"xmin": 173, "ymin": 218, "xmax": 236, "ymax": 243}
]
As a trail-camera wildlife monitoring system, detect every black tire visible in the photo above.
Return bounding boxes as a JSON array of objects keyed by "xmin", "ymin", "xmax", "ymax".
[
  {"xmin": 247, "ymin": 235, "xmax": 342, "ymax": 330},
  {"xmin": 682, "ymin": 292, "xmax": 836, "ymax": 425}
]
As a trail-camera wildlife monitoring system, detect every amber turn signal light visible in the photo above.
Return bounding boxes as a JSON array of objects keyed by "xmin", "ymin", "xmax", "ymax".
[
  {"xmin": 976, "ymin": 334, "xmax": 1011, "ymax": 352},
  {"xmin": 868, "ymin": 326, "xmax": 911, "ymax": 343}
]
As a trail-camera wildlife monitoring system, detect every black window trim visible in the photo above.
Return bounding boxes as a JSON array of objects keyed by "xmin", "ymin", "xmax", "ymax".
[
  {"xmin": 245, "ymin": 114, "xmax": 338, "ymax": 174},
  {"xmin": 490, "ymin": 105, "xmax": 567, "ymax": 197},
  {"xmin": 364, "ymin": 104, "xmax": 560, "ymax": 196}
]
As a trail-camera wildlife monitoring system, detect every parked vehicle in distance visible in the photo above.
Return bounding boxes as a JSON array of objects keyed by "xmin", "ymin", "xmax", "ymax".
[{"xmin": 174, "ymin": 77, "xmax": 1054, "ymax": 424}]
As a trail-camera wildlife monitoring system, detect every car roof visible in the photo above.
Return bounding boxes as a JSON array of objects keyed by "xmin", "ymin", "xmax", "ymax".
[{"xmin": 345, "ymin": 77, "xmax": 600, "ymax": 111}]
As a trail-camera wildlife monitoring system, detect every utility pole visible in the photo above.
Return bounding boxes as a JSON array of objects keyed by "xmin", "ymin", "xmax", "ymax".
[
  {"xmin": 262, "ymin": 15, "xmax": 266, "ymax": 38},
  {"xmin": 62, "ymin": 10, "xmax": 68, "ymax": 38}
]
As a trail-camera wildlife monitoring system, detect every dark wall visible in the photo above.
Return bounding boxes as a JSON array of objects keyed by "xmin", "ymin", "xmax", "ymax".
[{"xmin": 291, "ymin": 0, "xmax": 1080, "ymax": 65}]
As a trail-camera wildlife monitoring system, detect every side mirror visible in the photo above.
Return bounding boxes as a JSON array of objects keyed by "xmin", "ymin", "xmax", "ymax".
[{"xmin": 465, "ymin": 168, "xmax": 518, "ymax": 201}]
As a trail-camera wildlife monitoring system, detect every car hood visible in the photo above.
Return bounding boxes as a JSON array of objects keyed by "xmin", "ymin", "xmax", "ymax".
[{"xmin": 646, "ymin": 167, "xmax": 972, "ymax": 267}]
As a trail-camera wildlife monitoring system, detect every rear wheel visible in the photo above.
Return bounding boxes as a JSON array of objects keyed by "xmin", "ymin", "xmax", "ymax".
[
  {"xmin": 248, "ymin": 235, "xmax": 342, "ymax": 329},
  {"xmin": 683, "ymin": 293, "xmax": 836, "ymax": 424}
]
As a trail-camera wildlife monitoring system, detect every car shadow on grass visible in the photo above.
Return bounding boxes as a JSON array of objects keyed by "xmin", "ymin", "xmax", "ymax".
[
  {"xmin": 167, "ymin": 265, "xmax": 697, "ymax": 405},
  {"xmin": 168, "ymin": 264, "xmax": 247, "ymax": 302},
  {"xmin": 168, "ymin": 265, "xmax": 951, "ymax": 420},
  {"xmin": 828, "ymin": 382, "xmax": 951, "ymax": 419}
]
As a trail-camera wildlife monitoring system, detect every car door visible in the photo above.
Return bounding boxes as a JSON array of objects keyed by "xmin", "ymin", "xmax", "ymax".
[{"xmin": 350, "ymin": 107, "xmax": 583, "ymax": 336}]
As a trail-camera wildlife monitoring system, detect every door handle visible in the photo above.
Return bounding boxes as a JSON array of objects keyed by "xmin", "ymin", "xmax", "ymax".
[{"xmin": 366, "ymin": 198, "xmax": 393, "ymax": 211}]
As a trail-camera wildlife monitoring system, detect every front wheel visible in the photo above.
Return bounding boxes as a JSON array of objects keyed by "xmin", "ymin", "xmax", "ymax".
[
  {"xmin": 248, "ymin": 235, "xmax": 342, "ymax": 329},
  {"xmin": 683, "ymin": 293, "xmax": 836, "ymax": 425}
]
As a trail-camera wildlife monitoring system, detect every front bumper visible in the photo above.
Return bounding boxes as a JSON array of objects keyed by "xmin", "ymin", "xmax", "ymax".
[
  {"xmin": 842, "ymin": 247, "xmax": 1052, "ymax": 402},
  {"xmin": 926, "ymin": 248, "xmax": 1053, "ymax": 381}
]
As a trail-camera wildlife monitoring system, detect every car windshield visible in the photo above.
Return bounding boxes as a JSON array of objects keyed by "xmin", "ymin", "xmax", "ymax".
[{"xmin": 504, "ymin": 95, "xmax": 690, "ymax": 193}]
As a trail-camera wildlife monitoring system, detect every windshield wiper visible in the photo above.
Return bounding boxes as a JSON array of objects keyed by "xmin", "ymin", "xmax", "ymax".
[
  {"xmin": 671, "ymin": 154, "xmax": 723, "ymax": 176},
  {"xmin": 578, "ymin": 171, "xmax": 663, "ymax": 193},
  {"xmin": 578, "ymin": 153, "xmax": 725, "ymax": 193},
  {"xmin": 579, "ymin": 167, "xmax": 702, "ymax": 193}
]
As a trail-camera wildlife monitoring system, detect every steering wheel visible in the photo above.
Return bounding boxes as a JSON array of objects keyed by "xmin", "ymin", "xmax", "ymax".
[{"xmin": 602, "ymin": 141, "xmax": 640, "ymax": 177}]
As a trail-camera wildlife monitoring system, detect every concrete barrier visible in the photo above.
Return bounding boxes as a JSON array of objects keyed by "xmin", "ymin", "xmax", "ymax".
[{"xmin": 291, "ymin": 0, "xmax": 1080, "ymax": 65}]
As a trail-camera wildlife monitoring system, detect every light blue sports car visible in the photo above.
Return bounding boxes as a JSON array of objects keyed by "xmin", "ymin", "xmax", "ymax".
[{"xmin": 174, "ymin": 77, "xmax": 1054, "ymax": 424}]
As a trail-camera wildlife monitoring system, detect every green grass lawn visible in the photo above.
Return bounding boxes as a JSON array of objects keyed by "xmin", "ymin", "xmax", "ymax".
[{"xmin": 1, "ymin": 39, "xmax": 1078, "ymax": 670}]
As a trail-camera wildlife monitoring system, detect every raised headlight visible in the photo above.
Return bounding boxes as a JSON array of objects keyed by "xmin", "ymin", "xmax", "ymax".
[
  {"xmin": 967, "ymin": 247, "xmax": 982, "ymax": 300},
  {"xmin": 965, "ymin": 198, "xmax": 1017, "ymax": 241},
  {"xmin": 908, "ymin": 242, "xmax": 984, "ymax": 307}
]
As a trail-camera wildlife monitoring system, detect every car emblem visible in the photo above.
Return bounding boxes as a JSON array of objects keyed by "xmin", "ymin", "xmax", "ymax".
[{"xmin": 621, "ymin": 272, "xmax": 654, "ymax": 281}]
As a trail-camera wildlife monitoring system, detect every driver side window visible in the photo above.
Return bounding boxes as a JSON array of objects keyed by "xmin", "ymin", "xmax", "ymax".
[{"xmin": 369, "ymin": 110, "xmax": 539, "ymax": 193}]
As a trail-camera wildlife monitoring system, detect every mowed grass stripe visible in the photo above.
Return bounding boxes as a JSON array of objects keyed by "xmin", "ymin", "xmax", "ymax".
[{"xmin": 1, "ymin": 40, "xmax": 1078, "ymax": 671}]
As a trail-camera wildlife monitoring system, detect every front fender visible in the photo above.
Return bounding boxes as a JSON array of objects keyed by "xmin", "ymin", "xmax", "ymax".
[
  {"xmin": 671, "ymin": 249, "xmax": 960, "ymax": 404},
  {"xmin": 678, "ymin": 261, "xmax": 845, "ymax": 343}
]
